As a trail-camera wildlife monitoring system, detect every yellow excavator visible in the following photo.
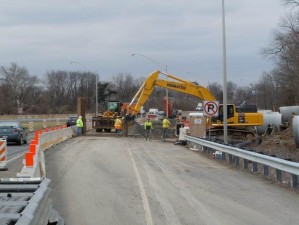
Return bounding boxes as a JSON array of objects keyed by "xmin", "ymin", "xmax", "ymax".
[{"xmin": 126, "ymin": 70, "xmax": 263, "ymax": 138}]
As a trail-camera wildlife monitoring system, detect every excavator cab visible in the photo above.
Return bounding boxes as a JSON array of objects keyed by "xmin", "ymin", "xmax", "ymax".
[
  {"xmin": 102, "ymin": 101, "xmax": 123, "ymax": 118},
  {"xmin": 212, "ymin": 104, "xmax": 235, "ymax": 124}
]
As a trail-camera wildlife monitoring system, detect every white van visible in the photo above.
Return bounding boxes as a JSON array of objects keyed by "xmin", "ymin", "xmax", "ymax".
[{"xmin": 147, "ymin": 108, "xmax": 159, "ymax": 120}]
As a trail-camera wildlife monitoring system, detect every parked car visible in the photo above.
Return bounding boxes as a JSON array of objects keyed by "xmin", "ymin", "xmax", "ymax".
[
  {"xmin": 0, "ymin": 121, "xmax": 28, "ymax": 145},
  {"xmin": 66, "ymin": 116, "xmax": 78, "ymax": 127},
  {"xmin": 158, "ymin": 111, "xmax": 165, "ymax": 120}
]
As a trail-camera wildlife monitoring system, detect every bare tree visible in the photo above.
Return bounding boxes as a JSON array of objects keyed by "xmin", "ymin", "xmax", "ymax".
[
  {"xmin": 0, "ymin": 63, "xmax": 39, "ymax": 114},
  {"xmin": 282, "ymin": 0, "xmax": 299, "ymax": 7},
  {"xmin": 261, "ymin": 1, "xmax": 299, "ymax": 106},
  {"xmin": 207, "ymin": 82, "xmax": 223, "ymax": 103},
  {"xmin": 45, "ymin": 70, "xmax": 96, "ymax": 113}
]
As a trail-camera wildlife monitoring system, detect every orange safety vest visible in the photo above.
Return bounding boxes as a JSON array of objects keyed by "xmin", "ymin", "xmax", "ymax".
[{"xmin": 114, "ymin": 118, "xmax": 122, "ymax": 130}]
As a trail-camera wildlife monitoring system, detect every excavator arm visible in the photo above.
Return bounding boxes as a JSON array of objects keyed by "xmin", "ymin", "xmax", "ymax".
[{"xmin": 128, "ymin": 70, "xmax": 216, "ymax": 117}]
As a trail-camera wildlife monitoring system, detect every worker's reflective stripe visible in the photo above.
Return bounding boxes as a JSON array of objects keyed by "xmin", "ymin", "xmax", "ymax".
[{"xmin": 115, "ymin": 125, "xmax": 122, "ymax": 129}]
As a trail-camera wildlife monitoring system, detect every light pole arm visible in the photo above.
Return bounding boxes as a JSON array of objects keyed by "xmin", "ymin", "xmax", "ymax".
[
  {"xmin": 131, "ymin": 54, "xmax": 167, "ymax": 72},
  {"xmin": 131, "ymin": 53, "xmax": 169, "ymax": 117}
]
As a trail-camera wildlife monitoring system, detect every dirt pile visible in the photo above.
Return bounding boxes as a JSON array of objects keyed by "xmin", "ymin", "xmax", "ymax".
[{"xmin": 253, "ymin": 125, "xmax": 299, "ymax": 162}]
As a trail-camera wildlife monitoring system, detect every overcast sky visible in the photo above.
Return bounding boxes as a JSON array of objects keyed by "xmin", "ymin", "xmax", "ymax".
[{"xmin": 0, "ymin": 0, "xmax": 288, "ymax": 86}]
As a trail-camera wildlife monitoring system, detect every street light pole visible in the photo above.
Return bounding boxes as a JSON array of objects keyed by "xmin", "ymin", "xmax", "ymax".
[
  {"xmin": 131, "ymin": 53, "xmax": 169, "ymax": 117},
  {"xmin": 222, "ymin": 0, "xmax": 228, "ymax": 144},
  {"xmin": 70, "ymin": 61, "xmax": 98, "ymax": 116}
]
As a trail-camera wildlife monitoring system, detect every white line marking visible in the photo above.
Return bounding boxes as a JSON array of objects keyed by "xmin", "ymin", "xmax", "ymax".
[
  {"xmin": 128, "ymin": 148, "xmax": 154, "ymax": 225},
  {"xmin": 7, "ymin": 153, "xmax": 25, "ymax": 163}
]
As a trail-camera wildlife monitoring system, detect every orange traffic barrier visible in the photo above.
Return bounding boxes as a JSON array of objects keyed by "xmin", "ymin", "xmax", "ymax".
[
  {"xmin": 25, "ymin": 152, "xmax": 34, "ymax": 167},
  {"xmin": 45, "ymin": 128, "xmax": 49, "ymax": 132},
  {"xmin": 34, "ymin": 131, "xmax": 39, "ymax": 138},
  {"xmin": 51, "ymin": 127, "xmax": 55, "ymax": 131},
  {"xmin": 29, "ymin": 144, "xmax": 37, "ymax": 155},
  {"xmin": 0, "ymin": 139, "xmax": 7, "ymax": 171}
]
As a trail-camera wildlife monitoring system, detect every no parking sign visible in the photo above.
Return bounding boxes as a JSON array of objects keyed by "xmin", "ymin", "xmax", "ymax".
[{"xmin": 203, "ymin": 101, "xmax": 219, "ymax": 117}]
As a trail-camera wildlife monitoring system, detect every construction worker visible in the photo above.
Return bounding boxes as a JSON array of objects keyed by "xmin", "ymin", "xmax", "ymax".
[
  {"xmin": 114, "ymin": 116, "xmax": 122, "ymax": 136},
  {"xmin": 144, "ymin": 118, "xmax": 153, "ymax": 141},
  {"xmin": 76, "ymin": 115, "xmax": 84, "ymax": 136},
  {"xmin": 162, "ymin": 116, "xmax": 171, "ymax": 141}
]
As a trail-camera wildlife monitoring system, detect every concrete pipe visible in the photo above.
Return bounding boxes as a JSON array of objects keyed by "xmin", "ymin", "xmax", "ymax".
[
  {"xmin": 292, "ymin": 116, "xmax": 299, "ymax": 148},
  {"xmin": 257, "ymin": 111, "xmax": 282, "ymax": 135},
  {"xmin": 279, "ymin": 106, "xmax": 299, "ymax": 123}
]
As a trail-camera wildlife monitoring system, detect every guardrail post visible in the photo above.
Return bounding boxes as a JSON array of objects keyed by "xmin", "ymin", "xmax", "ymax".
[
  {"xmin": 235, "ymin": 156, "xmax": 239, "ymax": 166},
  {"xmin": 222, "ymin": 152, "xmax": 226, "ymax": 161},
  {"xmin": 263, "ymin": 165, "xmax": 269, "ymax": 176},
  {"xmin": 228, "ymin": 154, "xmax": 233, "ymax": 164},
  {"xmin": 203, "ymin": 146, "xmax": 209, "ymax": 153},
  {"xmin": 252, "ymin": 162, "xmax": 258, "ymax": 173},
  {"xmin": 243, "ymin": 159, "xmax": 248, "ymax": 170},
  {"xmin": 184, "ymin": 135, "xmax": 299, "ymax": 189},
  {"xmin": 276, "ymin": 169, "xmax": 282, "ymax": 182},
  {"xmin": 291, "ymin": 175, "xmax": 298, "ymax": 189}
]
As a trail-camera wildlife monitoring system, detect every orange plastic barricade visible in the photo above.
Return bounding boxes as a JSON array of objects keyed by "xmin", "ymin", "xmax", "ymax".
[
  {"xmin": 25, "ymin": 152, "xmax": 34, "ymax": 167},
  {"xmin": 29, "ymin": 144, "xmax": 37, "ymax": 155},
  {"xmin": 0, "ymin": 138, "xmax": 8, "ymax": 171},
  {"xmin": 31, "ymin": 139, "xmax": 37, "ymax": 145}
]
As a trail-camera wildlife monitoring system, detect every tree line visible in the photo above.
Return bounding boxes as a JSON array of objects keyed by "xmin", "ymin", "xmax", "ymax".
[{"xmin": 0, "ymin": 0, "xmax": 298, "ymax": 115}]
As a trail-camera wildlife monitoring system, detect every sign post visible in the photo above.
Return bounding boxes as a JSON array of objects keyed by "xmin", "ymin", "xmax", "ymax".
[{"xmin": 203, "ymin": 101, "xmax": 219, "ymax": 139}]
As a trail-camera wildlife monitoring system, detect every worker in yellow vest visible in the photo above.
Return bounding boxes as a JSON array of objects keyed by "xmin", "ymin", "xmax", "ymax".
[
  {"xmin": 76, "ymin": 115, "xmax": 84, "ymax": 136},
  {"xmin": 114, "ymin": 116, "xmax": 122, "ymax": 137},
  {"xmin": 144, "ymin": 118, "xmax": 153, "ymax": 141},
  {"xmin": 162, "ymin": 116, "xmax": 171, "ymax": 141}
]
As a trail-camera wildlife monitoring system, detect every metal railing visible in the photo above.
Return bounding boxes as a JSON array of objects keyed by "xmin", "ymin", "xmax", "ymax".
[
  {"xmin": 184, "ymin": 135, "xmax": 299, "ymax": 189},
  {"xmin": 0, "ymin": 178, "xmax": 64, "ymax": 225}
]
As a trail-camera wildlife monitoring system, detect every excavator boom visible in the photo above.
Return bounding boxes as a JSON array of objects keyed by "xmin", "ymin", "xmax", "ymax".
[
  {"xmin": 126, "ymin": 70, "xmax": 263, "ymax": 139},
  {"xmin": 128, "ymin": 70, "xmax": 215, "ymax": 115}
]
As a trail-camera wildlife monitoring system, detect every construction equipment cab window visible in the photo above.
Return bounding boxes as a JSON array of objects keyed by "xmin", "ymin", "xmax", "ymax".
[
  {"xmin": 214, "ymin": 105, "xmax": 235, "ymax": 123},
  {"xmin": 107, "ymin": 102, "xmax": 119, "ymax": 112}
]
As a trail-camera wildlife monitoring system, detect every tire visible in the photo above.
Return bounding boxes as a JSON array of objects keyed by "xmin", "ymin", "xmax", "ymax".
[
  {"xmin": 23, "ymin": 135, "xmax": 28, "ymax": 144},
  {"xmin": 96, "ymin": 128, "xmax": 102, "ymax": 132},
  {"xmin": 17, "ymin": 136, "xmax": 23, "ymax": 145}
]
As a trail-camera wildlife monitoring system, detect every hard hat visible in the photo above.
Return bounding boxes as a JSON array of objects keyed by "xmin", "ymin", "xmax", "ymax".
[{"xmin": 79, "ymin": 116, "xmax": 82, "ymax": 119}]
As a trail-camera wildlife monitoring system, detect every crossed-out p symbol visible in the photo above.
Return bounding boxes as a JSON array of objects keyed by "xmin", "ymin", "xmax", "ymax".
[{"xmin": 203, "ymin": 101, "xmax": 219, "ymax": 116}]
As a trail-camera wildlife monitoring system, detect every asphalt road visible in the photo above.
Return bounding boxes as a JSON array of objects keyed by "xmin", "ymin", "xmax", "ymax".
[
  {"xmin": 46, "ymin": 136, "xmax": 299, "ymax": 225},
  {"xmin": 5, "ymin": 133, "xmax": 34, "ymax": 160}
]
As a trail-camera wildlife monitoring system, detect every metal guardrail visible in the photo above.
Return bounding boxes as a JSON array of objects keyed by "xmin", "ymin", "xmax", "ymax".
[
  {"xmin": 184, "ymin": 135, "xmax": 299, "ymax": 188},
  {"xmin": 0, "ymin": 178, "xmax": 64, "ymax": 225},
  {"xmin": 1, "ymin": 122, "xmax": 94, "ymax": 224}
]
